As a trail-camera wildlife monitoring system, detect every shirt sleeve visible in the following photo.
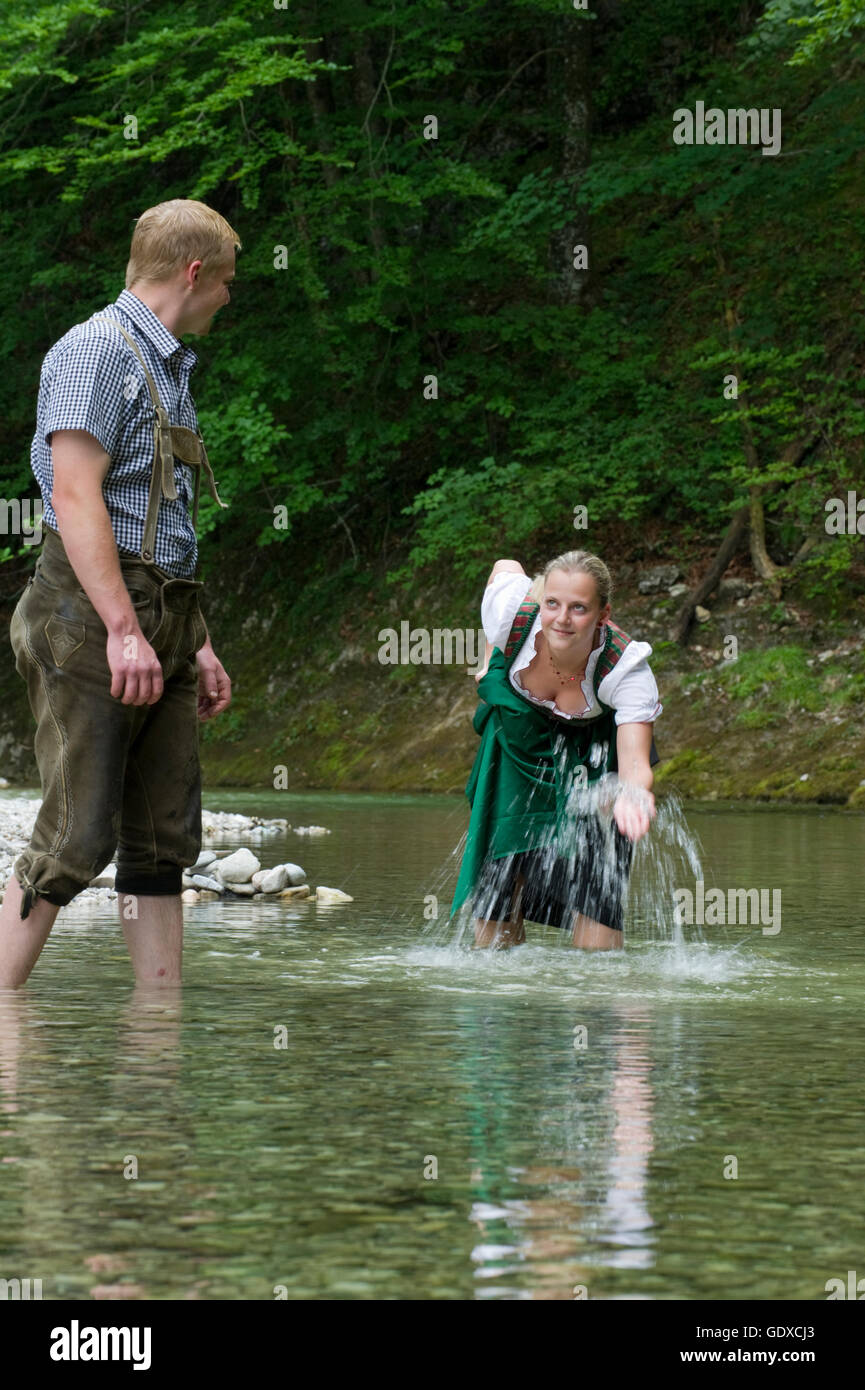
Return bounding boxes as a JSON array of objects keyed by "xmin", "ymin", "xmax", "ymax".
[
  {"xmin": 481, "ymin": 571, "xmax": 534, "ymax": 648},
  {"xmin": 598, "ymin": 646, "xmax": 663, "ymax": 726},
  {"xmin": 42, "ymin": 335, "xmax": 128, "ymax": 459}
]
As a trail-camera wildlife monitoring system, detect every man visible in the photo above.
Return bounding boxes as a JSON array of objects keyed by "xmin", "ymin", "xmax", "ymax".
[{"xmin": 0, "ymin": 198, "xmax": 239, "ymax": 989}]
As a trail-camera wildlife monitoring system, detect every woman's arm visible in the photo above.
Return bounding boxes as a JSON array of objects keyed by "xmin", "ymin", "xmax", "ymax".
[
  {"xmin": 474, "ymin": 559, "xmax": 527, "ymax": 681},
  {"xmin": 486, "ymin": 557, "xmax": 526, "ymax": 586},
  {"xmin": 613, "ymin": 722, "xmax": 656, "ymax": 841}
]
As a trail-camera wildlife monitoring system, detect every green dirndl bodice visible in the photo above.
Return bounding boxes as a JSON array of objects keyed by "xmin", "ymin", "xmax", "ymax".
[{"xmin": 449, "ymin": 604, "xmax": 631, "ymax": 919}]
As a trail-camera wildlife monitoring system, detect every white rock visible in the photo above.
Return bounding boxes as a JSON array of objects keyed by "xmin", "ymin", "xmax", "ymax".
[
  {"xmin": 695, "ymin": 605, "xmax": 711, "ymax": 622},
  {"xmin": 281, "ymin": 862, "xmax": 307, "ymax": 886},
  {"xmin": 89, "ymin": 864, "xmax": 116, "ymax": 887},
  {"xmin": 191, "ymin": 874, "xmax": 225, "ymax": 893},
  {"xmin": 181, "ymin": 888, "xmax": 200, "ymax": 904},
  {"xmin": 293, "ymin": 825, "xmax": 331, "ymax": 837},
  {"xmin": 252, "ymin": 865, "xmax": 288, "ymax": 893},
  {"xmin": 315, "ymin": 886, "xmax": 353, "ymax": 903},
  {"xmin": 192, "ymin": 850, "xmax": 217, "ymax": 871},
  {"xmin": 223, "ymin": 881, "xmax": 257, "ymax": 896},
  {"xmin": 277, "ymin": 885, "xmax": 311, "ymax": 900},
  {"xmin": 212, "ymin": 848, "xmax": 260, "ymax": 883}
]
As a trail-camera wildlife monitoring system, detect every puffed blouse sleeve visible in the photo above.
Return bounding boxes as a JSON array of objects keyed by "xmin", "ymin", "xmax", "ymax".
[{"xmin": 481, "ymin": 571, "xmax": 534, "ymax": 650}]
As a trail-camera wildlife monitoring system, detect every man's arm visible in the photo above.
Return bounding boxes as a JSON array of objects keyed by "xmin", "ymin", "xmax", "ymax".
[{"xmin": 51, "ymin": 428, "xmax": 163, "ymax": 706}]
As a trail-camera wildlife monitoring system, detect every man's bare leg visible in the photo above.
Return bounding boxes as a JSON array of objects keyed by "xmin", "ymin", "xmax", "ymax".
[
  {"xmin": 0, "ymin": 875, "xmax": 60, "ymax": 989},
  {"xmin": 120, "ymin": 893, "xmax": 183, "ymax": 985},
  {"xmin": 570, "ymin": 912, "xmax": 624, "ymax": 951}
]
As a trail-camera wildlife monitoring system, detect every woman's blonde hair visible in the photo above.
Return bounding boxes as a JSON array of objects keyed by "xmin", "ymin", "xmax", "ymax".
[
  {"xmin": 126, "ymin": 199, "xmax": 242, "ymax": 289},
  {"xmin": 527, "ymin": 549, "xmax": 613, "ymax": 608}
]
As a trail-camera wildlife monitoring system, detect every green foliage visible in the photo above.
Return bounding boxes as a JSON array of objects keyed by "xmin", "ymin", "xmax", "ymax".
[
  {"xmin": 748, "ymin": 0, "xmax": 865, "ymax": 65},
  {"xmin": 0, "ymin": 0, "xmax": 861, "ymax": 615}
]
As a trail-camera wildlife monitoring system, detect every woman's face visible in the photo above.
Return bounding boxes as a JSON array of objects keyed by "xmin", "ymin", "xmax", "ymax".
[{"xmin": 540, "ymin": 568, "xmax": 610, "ymax": 652}]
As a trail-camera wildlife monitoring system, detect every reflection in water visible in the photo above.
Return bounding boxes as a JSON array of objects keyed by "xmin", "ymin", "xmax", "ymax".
[
  {"xmin": 0, "ymin": 792, "xmax": 863, "ymax": 1300},
  {"xmin": 466, "ymin": 1003, "xmax": 656, "ymax": 1298},
  {"xmin": 0, "ymin": 984, "xmax": 191, "ymax": 1300}
]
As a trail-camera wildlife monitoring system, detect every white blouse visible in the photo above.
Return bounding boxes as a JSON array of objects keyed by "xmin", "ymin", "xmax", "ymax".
[{"xmin": 481, "ymin": 572, "xmax": 662, "ymax": 726}]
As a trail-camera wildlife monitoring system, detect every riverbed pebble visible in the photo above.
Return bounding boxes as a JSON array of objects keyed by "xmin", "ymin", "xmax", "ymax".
[
  {"xmin": 212, "ymin": 848, "xmax": 260, "ymax": 884},
  {"xmin": 315, "ymin": 886, "xmax": 354, "ymax": 903},
  {"xmin": 0, "ymin": 797, "xmax": 330, "ymax": 909}
]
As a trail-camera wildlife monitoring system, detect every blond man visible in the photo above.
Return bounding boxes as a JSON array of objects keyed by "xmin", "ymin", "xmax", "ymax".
[{"xmin": 1, "ymin": 199, "xmax": 238, "ymax": 988}]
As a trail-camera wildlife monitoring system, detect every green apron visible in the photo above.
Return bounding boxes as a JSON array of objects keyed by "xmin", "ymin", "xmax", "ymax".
[{"xmin": 449, "ymin": 598, "xmax": 637, "ymax": 919}]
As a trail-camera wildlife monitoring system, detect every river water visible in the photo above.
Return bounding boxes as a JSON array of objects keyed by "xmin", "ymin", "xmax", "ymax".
[{"xmin": 0, "ymin": 790, "xmax": 862, "ymax": 1301}]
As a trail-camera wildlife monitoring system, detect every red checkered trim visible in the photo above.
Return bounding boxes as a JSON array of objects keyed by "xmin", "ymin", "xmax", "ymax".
[
  {"xmin": 595, "ymin": 619, "xmax": 631, "ymax": 683},
  {"xmin": 503, "ymin": 595, "xmax": 540, "ymax": 662}
]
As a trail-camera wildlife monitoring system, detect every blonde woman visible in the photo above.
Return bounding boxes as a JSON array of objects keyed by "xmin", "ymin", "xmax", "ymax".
[{"xmin": 450, "ymin": 551, "xmax": 661, "ymax": 951}]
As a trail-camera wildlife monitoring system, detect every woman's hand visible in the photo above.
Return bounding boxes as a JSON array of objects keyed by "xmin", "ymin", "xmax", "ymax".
[
  {"xmin": 613, "ymin": 784, "xmax": 656, "ymax": 842},
  {"xmin": 614, "ymin": 722, "xmax": 656, "ymax": 840}
]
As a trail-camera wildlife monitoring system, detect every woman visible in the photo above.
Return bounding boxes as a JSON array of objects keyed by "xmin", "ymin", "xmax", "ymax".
[{"xmin": 450, "ymin": 550, "xmax": 661, "ymax": 950}]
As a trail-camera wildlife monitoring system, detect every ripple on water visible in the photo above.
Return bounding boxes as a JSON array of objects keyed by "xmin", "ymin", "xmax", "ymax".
[{"xmin": 344, "ymin": 936, "xmax": 829, "ymax": 1007}]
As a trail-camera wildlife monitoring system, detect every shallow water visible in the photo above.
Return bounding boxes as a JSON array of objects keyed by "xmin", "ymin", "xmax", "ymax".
[{"xmin": 0, "ymin": 790, "xmax": 863, "ymax": 1300}]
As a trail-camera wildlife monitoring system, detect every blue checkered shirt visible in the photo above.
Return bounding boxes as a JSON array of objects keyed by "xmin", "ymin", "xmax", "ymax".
[{"xmin": 32, "ymin": 289, "xmax": 201, "ymax": 577}]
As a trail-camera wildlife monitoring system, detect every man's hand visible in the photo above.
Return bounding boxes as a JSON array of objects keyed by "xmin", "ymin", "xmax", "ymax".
[
  {"xmin": 195, "ymin": 638, "xmax": 231, "ymax": 721},
  {"xmin": 107, "ymin": 628, "xmax": 164, "ymax": 705}
]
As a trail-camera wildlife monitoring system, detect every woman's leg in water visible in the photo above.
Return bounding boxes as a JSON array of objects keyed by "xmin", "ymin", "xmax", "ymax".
[
  {"xmin": 570, "ymin": 914, "xmax": 624, "ymax": 951},
  {"xmin": 474, "ymin": 874, "xmax": 526, "ymax": 949}
]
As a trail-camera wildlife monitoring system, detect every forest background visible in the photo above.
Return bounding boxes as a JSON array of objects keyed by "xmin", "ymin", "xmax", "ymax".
[{"xmin": 0, "ymin": 0, "xmax": 863, "ymax": 804}]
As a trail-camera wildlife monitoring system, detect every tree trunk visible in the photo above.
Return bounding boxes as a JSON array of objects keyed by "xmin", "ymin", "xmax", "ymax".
[
  {"xmin": 671, "ymin": 431, "xmax": 821, "ymax": 644},
  {"xmin": 549, "ymin": 11, "xmax": 592, "ymax": 306},
  {"xmin": 671, "ymin": 506, "xmax": 749, "ymax": 643},
  {"xmin": 352, "ymin": 36, "xmax": 387, "ymax": 275}
]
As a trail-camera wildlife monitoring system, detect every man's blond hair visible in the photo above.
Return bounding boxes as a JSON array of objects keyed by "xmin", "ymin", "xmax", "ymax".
[{"xmin": 126, "ymin": 198, "xmax": 241, "ymax": 289}]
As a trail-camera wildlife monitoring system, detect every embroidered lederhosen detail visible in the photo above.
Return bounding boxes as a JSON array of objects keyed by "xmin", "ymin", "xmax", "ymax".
[{"xmin": 91, "ymin": 315, "xmax": 228, "ymax": 566}]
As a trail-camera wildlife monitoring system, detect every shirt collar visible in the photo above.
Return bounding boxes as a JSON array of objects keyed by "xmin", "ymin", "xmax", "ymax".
[{"xmin": 112, "ymin": 289, "xmax": 198, "ymax": 371}]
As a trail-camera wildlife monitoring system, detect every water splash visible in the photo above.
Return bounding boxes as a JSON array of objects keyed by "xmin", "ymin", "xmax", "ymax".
[{"xmin": 424, "ymin": 781, "xmax": 708, "ymax": 957}]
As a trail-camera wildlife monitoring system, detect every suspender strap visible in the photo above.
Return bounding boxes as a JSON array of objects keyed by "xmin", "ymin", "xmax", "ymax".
[
  {"xmin": 502, "ymin": 598, "xmax": 634, "ymax": 689},
  {"xmin": 502, "ymin": 593, "xmax": 540, "ymax": 668},
  {"xmin": 91, "ymin": 314, "xmax": 227, "ymax": 565},
  {"xmin": 594, "ymin": 619, "xmax": 632, "ymax": 687}
]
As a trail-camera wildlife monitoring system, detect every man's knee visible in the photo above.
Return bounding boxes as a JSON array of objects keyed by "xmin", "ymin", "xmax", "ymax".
[{"xmin": 114, "ymin": 866, "xmax": 183, "ymax": 898}]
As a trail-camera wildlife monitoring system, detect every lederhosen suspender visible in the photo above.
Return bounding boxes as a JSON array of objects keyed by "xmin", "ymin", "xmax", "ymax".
[{"xmin": 92, "ymin": 315, "xmax": 228, "ymax": 565}]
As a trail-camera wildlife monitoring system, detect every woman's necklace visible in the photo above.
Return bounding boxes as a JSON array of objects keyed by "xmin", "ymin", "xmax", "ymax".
[
  {"xmin": 542, "ymin": 626, "xmax": 601, "ymax": 687},
  {"xmin": 548, "ymin": 654, "xmax": 586, "ymax": 686},
  {"xmin": 546, "ymin": 642, "xmax": 589, "ymax": 687}
]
